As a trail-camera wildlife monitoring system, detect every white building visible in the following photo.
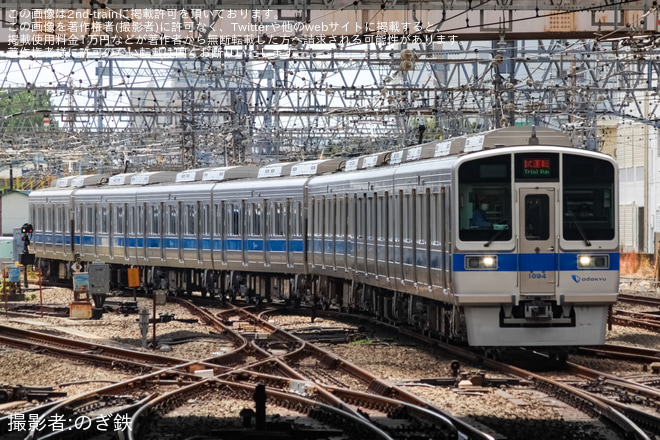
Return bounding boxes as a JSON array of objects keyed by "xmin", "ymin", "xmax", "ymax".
[{"xmin": 0, "ymin": 190, "xmax": 30, "ymax": 236}]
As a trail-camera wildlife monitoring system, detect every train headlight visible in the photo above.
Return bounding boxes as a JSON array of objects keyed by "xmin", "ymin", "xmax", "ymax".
[
  {"xmin": 465, "ymin": 255, "xmax": 498, "ymax": 270},
  {"xmin": 577, "ymin": 254, "xmax": 609, "ymax": 269}
]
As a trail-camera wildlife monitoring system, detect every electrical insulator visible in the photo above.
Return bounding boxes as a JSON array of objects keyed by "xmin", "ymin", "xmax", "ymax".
[{"xmin": 399, "ymin": 49, "xmax": 415, "ymax": 71}]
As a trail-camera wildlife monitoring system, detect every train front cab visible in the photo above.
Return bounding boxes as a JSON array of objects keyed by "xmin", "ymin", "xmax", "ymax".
[{"xmin": 453, "ymin": 148, "xmax": 618, "ymax": 347}]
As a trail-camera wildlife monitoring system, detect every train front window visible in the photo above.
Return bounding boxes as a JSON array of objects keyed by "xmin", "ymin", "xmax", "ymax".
[
  {"xmin": 563, "ymin": 154, "xmax": 615, "ymax": 241},
  {"xmin": 458, "ymin": 155, "xmax": 512, "ymax": 242}
]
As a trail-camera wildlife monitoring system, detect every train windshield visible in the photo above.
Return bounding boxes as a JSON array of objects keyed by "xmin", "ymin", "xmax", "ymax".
[
  {"xmin": 562, "ymin": 154, "xmax": 615, "ymax": 241},
  {"xmin": 458, "ymin": 155, "xmax": 512, "ymax": 242}
]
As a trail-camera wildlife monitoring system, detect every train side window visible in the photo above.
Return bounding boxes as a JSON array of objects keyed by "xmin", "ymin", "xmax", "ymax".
[
  {"xmin": 325, "ymin": 197, "xmax": 333, "ymax": 238},
  {"xmin": 249, "ymin": 203, "xmax": 261, "ymax": 236},
  {"xmin": 315, "ymin": 198, "xmax": 321, "ymax": 238},
  {"xmin": 431, "ymin": 193, "xmax": 439, "ymax": 245},
  {"xmin": 226, "ymin": 204, "xmax": 233, "ymax": 236},
  {"xmin": 44, "ymin": 206, "xmax": 51, "ymax": 232},
  {"xmin": 377, "ymin": 196, "xmax": 385, "ymax": 241},
  {"xmin": 201, "ymin": 205, "xmax": 210, "ymax": 236},
  {"xmin": 290, "ymin": 202, "xmax": 298, "ymax": 237},
  {"xmin": 53, "ymin": 206, "xmax": 60, "ymax": 232},
  {"xmin": 100, "ymin": 207, "xmax": 109, "ymax": 234},
  {"xmin": 417, "ymin": 193, "xmax": 426, "ymax": 245},
  {"xmin": 186, "ymin": 205, "xmax": 197, "ymax": 235},
  {"xmin": 389, "ymin": 193, "xmax": 396, "ymax": 243},
  {"xmin": 366, "ymin": 196, "xmax": 374, "ymax": 240},
  {"xmin": 115, "ymin": 206, "xmax": 124, "ymax": 235},
  {"xmin": 85, "ymin": 206, "xmax": 94, "ymax": 233},
  {"xmin": 128, "ymin": 206, "xmax": 135, "ymax": 235},
  {"xmin": 149, "ymin": 205, "xmax": 160, "ymax": 235},
  {"xmin": 214, "ymin": 204, "xmax": 222, "ymax": 236},
  {"xmin": 296, "ymin": 201, "xmax": 302, "ymax": 237},
  {"xmin": 137, "ymin": 206, "xmax": 144, "ymax": 235},
  {"xmin": 272, "ymin": 202, "xmax": 284, "ymax": 236},
  {"xmin": 182, "ymin": 206, "xmax": 189, "ymax": 235},
  {"xmin": 348, "ymin": 196, "xmax": 355, "ymax": 239},
  {"xmin": 336, "ymin": 197, "xmax": 344, "ymax": 238},
  {"xmin": 228, "ymin": 204, "xmax": 241, "ymax": 236},
  {"xmin": 403, "ymin": 195, "xmax": 411, "ymax": 243},
  {"xmin": 168, "ymin": 205, "xmax": 178, "ymax": 235},
  {"xmin": 356, "ymin": 196, "xmax": 363, "ymax": 239}
]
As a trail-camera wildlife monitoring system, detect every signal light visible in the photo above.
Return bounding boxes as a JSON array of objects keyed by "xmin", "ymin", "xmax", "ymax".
[{"xmin": 21, "ymin": 223, "xmax": 33, "ymax": 234}]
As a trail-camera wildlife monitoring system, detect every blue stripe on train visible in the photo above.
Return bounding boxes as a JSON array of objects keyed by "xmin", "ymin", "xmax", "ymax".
[
  {"xmin": 62, "ymin": 235, "xmax": 306, "ymax": 253},
  {"xmin": 452, "ymin": 253, "xmax": 619, "ymax": 272}
]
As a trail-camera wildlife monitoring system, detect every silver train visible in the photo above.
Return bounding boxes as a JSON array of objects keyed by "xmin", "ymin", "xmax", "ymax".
[{"xmin": 29, "ymin": 126, "xmax": 619, "ymax": 347}]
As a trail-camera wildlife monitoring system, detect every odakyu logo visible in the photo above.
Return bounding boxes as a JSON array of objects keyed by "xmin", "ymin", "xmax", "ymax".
[{"xmin": 572, "ymin": 275, "xmax": 607, "ymax": 283}]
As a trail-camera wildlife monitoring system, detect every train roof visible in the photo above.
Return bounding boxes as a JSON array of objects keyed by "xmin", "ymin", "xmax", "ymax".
[
  {"xmin": 38, "ymin": 126, "xmax": 578, "ymax": 193},
  {"xmin": 258, "ymin": 158, "xmax": 344, "ymax": 178}
]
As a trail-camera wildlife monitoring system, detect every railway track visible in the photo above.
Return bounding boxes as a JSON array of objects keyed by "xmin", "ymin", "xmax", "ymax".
[
  {"xmin": 618, "ymin": 293, "xmax": 660, "ymax": 307},
  {"xmin": 2, "ymin": 294, "xmax": 659, "ymax": 439},
  {"xmin": 0, "ymin": 324, "xmax": 191, "ymax": 371}
]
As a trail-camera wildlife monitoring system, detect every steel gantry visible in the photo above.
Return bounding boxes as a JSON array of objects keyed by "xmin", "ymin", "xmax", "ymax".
[{"xmin": 0, "ymin": 36, "xmax": 659, "ymax": 170}]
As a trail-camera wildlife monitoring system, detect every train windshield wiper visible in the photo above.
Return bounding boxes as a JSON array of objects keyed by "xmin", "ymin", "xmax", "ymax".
[
  {"xmin": 484, "ymin": 227, "xmax": 505, "ymax": 248},
  {"xmin": 569, "ymin": 214, "xmax": 591, "ymax": 247}
]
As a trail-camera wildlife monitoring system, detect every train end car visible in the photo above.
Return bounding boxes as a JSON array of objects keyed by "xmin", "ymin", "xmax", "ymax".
[{"xmin": 452, "ymin": 137, "xmax": 618, "ymax": 347}]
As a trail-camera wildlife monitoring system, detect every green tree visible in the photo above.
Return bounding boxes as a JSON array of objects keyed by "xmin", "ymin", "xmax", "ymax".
[{"xmin": 0, "ymin": 89, "xmax": 55, "ymax": 131}]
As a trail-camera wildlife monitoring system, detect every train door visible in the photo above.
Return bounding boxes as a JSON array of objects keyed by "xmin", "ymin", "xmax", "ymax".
[{"xmin": 518, "ymin": 187, "xmax": 556, "ymax": 293}]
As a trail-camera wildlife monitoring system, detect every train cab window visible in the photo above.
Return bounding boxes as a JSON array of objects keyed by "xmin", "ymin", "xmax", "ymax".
[
  {"xmin": 458, "ymin": 155, "xmax": 512, "ymax": 242},
  {"xmin": 562, "ymin": 154, "xmax": 615, "ymax": 241}
]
